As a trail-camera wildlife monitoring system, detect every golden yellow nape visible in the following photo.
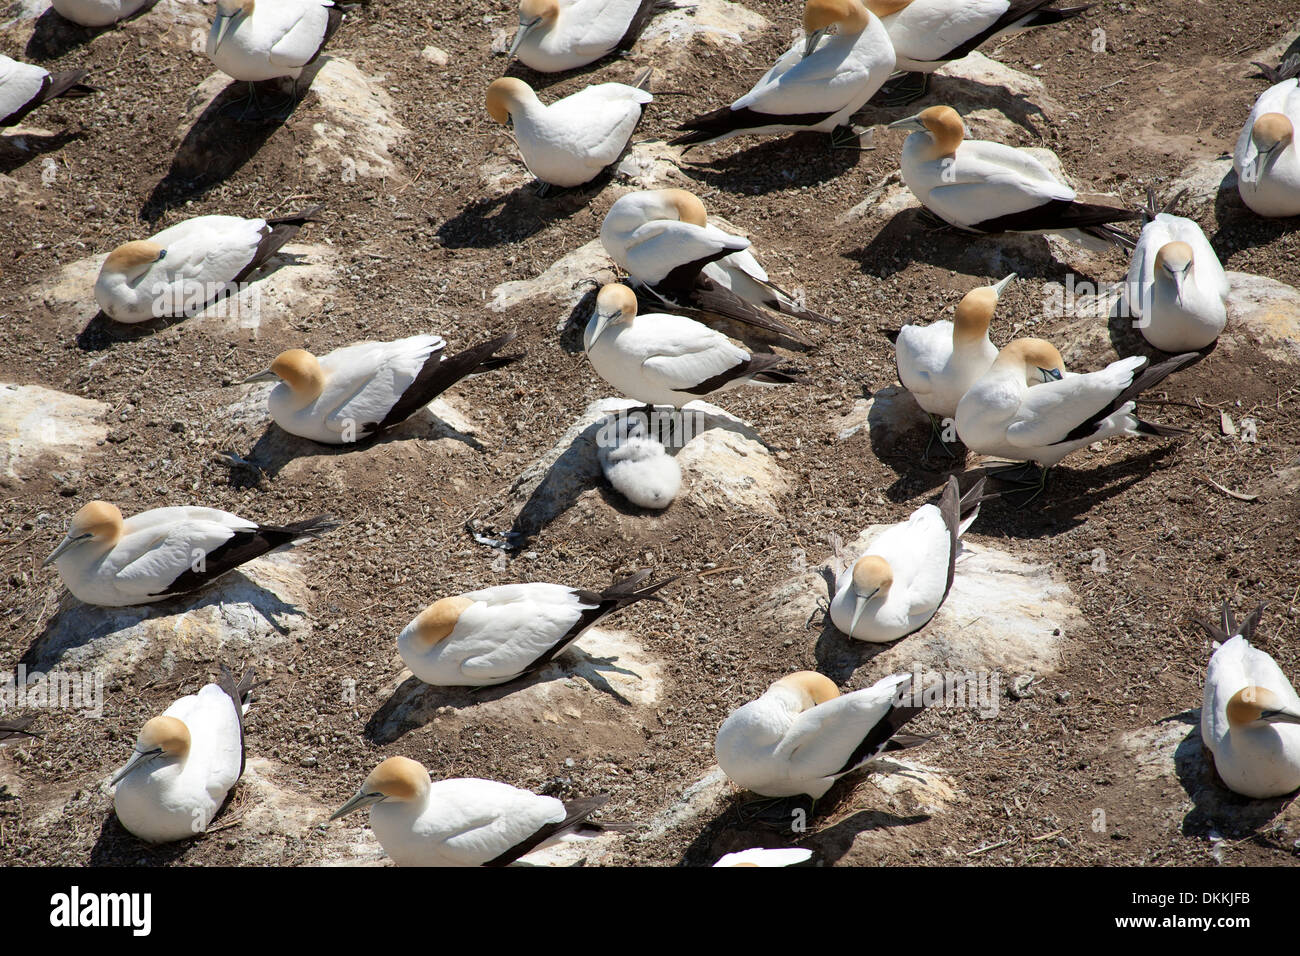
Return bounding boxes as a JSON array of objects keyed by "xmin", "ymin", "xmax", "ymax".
[
  {"xmin": 1253, "ymin": 112, "xmax": 1295, "ymax": 148},
  {"xmin": 776, "ymin": 670, "xmax": 841, "ymax": 706},
  {"xmin": 139, "ymin": 715, "xmax": 191, "ymax": 758},
  {"xmin": 662, "ymin": 188, "xmax": 708, "ymax": 227},
  {"xmin": 597, "ymin": 282, "xmax": 639, "ymax": 318},
  {"xmin": 1154, "ymin": 241, "xmax": 1193, "ymax": 274},
  {"xmin": 852, "ymin": 554, "xmax": 892, "ymax": 594},
  {"xmin": 70, "ymin": 500, "xmax": 124, "ymax": 542},
  {"xmin": 802, "ymin": 0, "xmax": 870, "ymax": 34},
  {"xmin": 364, "ymin": 756, "xmax": 430, "ymax": 801},
  {"xmin": 954, "ymin": 287, "xmax": 998, "ymax": 339},
  {"xmin": 519, "ymin": 0, "xmax": 559, "ymax": 22},
  {"xmin": 1002, "ymin": 337, "xmax": 1065, "ymax": 377},
  {"xmin": 103, "ymin": 240, "xmax": 164, "ymax": 273},
  {"xmin": 269, "ymin": 348, "xmax": 326, "ymax": 398},
  {"xmin": 1225, "ymin": 686, "xmax": 1284, "ymax": 728},
  {"xmin": 919, "ymin": 105, "xmax": 964, "ymax": 157},
  {"xmin": 485, "ymin": 77, "xmax": 531, "ymax": 124},
  {"xmin": 412, "ymin": 595, "xmax": 474, "ymax": 645}
]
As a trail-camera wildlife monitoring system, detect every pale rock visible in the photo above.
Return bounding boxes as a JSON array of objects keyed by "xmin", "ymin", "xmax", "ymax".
[
  {"xmin": 0, "ymin": 383, "xmax": 108, "ymax": 481},
  {"xmin": 637, "ymin": 0, "xmax": 768, "ymax": 63}
]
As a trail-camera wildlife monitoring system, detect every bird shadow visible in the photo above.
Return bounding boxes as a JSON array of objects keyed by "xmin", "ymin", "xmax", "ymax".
[
  {"xmin": 1210, "ymin": 165, "xmax": 1300, "ymax": 259},
  {"xmin": 677, "ymin": 131, "xmax": 862, "ymax": 196},
  {"xmin": 88, "ymin": 812, "xmax": 197, "ymax": 865},
  {"xmin": 0, "ymin": 128, "xmax": 84, "ymax": 173},
  {"xmin": 23, "ymin": 1, "xmax": 161, "ymax": 60},
  {"xmin": 856, "ymin": 73, "xmax": 1052, "ymax": 138},
  {"xmin": 435, "ymin": 175, "xmax": 597, "ymax": 249}
]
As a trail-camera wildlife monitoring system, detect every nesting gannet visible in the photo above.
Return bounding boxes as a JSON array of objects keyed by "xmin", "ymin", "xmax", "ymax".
[
  {"xmin": 830, "ymin": 475, "xmax": 983, "ymax": 642},
  {"xmin": 1233, "ymin": 57, "xmax": 1300, "ymax": 218},
  {"xmin": 50, "ymin": 0, "xmax": 150, "ymax": 27},
  {"xmin": 94, "ymin": 207, "xmax": 322, "ymax": 323},
  {"xmin": 715, "ymin": 671, "xmax": 937, "ymax": 799},
  {"xmin": 713, "ymin": 847, "xmax": 814, "ymax": 867},
  {"xmin": 867, "ymin": 0, "xmax": 1092, "ymax": 105},
  {"xmin": 0, "ymin": 55, "xmax": 96, "ymax": 127},
  {"xmin": 398, "ymin": 570, "xmax": 673, "ymax": 687},
  {"xmin": 1125, "ymin": 190, "xmax": 1229, "ymax": 352},
  {"xmin": 1200, "ymin": 603, "xmax": 1300, "ymax": 799},
  {"xmin": 43, "ymin": 501, "xmax": 337, "ymax": 607},
  {"xmin": 486, "ymin": 75, "xmax": 651, "ymax": 192},
  {"xmin": 0, "ymin": 717, "xmax": 40, "ymax": 743},
  {"xmin": 584, "ymin": 284, "xmax": 803, "ymax": 408},
  {"xmin": 598, "ymin": 415, "xmax": 681, "ymax": 509},
  {"xmin": 507, "ymin": 0, "xmax": 671, "ymax": 73},
  {"xmin": 330, "ymin": 756, "xmax": 620, "ymax": 866},
  {"xmin": 112, "ymin": 666, "xmax": 255, "ymax": 843},
  {"xmin": 206, "ymin": 0, "xmax": 343, "ymax": 86},
  {"xmin": 671, "ymin": 0, "xmax": 895, "ymax": 150},
  {"xmin": 890, "ymin": 106, "xmax": 1141, "ymax": 248}
]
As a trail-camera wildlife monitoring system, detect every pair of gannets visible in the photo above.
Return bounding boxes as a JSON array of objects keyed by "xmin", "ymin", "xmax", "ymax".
[
  {"xmin": 95, "ymin": 207, "xmax": 321, "ymax": 323},
  {"xmin": 1233, "ymin": 57, "xmax": 1300, "ymax": 218},
  {"xmin": 1125, "ymin": 190, "xmax": 1229, "ymax": 352},
  {"xmin": 671, "ymin": 0, "xmax": 895, "ymax": 150},
  {"xmin": 242, "ymin": 332, "xmax": 522, "ymax": 444},
  {"xmin": 331, "ymin": 756, "xmax": 621, "ymax": 866},
  {"xmin": 830, "ymin": 475, "xmax": 984, "ymax": 642},
  {"xmin": 397, "ymin": 571, "xmax": 673, "ymax": 687},
  {"xmin": 507, "ymin": 0, "xmax": 671, "ymax": 73},
  {"xmin": 1200, "ymin": 604, "xmax": 1300, "ymax": 799},
  {"xmin": 112, "ymin": 666, "xmax": 254, "ymax": 843},
  {"xmin": 43, "ymin": 501, "xmax": 337, "ymax": 607},
  {"xmin": 50, "ymin": 0, "xmax": 149, "ymax": 27},
  {"xmin": 0, "ymin": 55, "xmax": 96, "ymax": 127},
  {"xmin": 892, "ymin": 106, "xmax": 1141, "ymax": 248},
  {"xmin": 206, "ymin": 0, "xmax": 343, "ymax": 87},
  {"xmin": 486, "ymin": 73, "xmax": 651, "ymax": 190},
  {"xmin": 584, "ymin": 283, "xmax": 803, "ymax": 409}
]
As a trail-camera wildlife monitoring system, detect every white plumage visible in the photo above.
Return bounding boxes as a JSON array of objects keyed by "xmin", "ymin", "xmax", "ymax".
[
  {"xmin": 206, "ymin": 0, "xmax": 336, "ymax": 83},
  {"xmin": 598, "ymin": 423, "xmax": 681, "ymax": 510},
  {"xmin": 1232, "ymin": 65, "xmax": 1300, "ymax": 217},
  {"xmin": 0, "ymin": 55, "xmax": 94, "ymax": 127},
  {"xmin": 875, "ymin": 0, "xmax": 1086, "ymax": 73},
  {"xmin": 713, "ymin": 847, "xmax": 814, "ymax": 867},
  {"xmin": 50, "ymin": 0, "xmax": 149, "ymax": 27},
  {"xmin": 508, "ymin": 0, "xmax": 660, "ymax": 74},
  {"xmin": 1125, "ymin": 209, "xmax": 1229, "ymax": 352}
]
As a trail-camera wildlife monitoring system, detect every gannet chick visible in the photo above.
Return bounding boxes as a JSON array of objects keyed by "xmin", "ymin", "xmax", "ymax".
[
  {"xmin": 44, "ymin": 501, "xmax": 337, "ymax": 607},
  {"xmin": 1125, "ymin": 190, "xmax": 1229, "ymax": 352},
  {"xmin": 584, "ymin": 283, "xmax": 803, "ymax": 409},
  {"xmin": 112, "ymin": 665, "xmax": 255, "ymax": 843},
  {"xmin": 713, "ymin": 847, "xmax": 814, "ymax": 867},
  {"xmin": 486, "ymin": 75, "xmax": 651, "ymax": 192},
  {"xmin": 1200, "ymin": 603, "xmax": 1300, "ymax": 799},
  {"xmin": 94, "ymin": 207, "xmax": 322, "ymax": 323},
  {"xmin": 830, "ymin": 475, "xmax": 984, "ymax": 642},
  {"xmin": 598, "ymin": 415, "xmax": 681, "ymax": 509},
  {"xmin": 0, "ymin": 55, "xmax": 96, "ymax": 127},
  {"xmin": 507, "ymin": 0, "xmax": 672, "ymax": 73},
  {"xmin": 50, "ymin": 0, "xmax": 150, "ymax": 27},
  {"xmin": 0, "ymin": 717, "xmax": 40, "ymax": 743},
  {"xmin": 1233, "ymin": 57, "xmax": 1300, "ymax": 218},
  {"xmin": 398, "ymin": 571, "xmax": 673, "ymax": 687},
  {"xmin": 330, "ymin": 756, "xmax": 620, "ymax": 866},
  {"xmin": 242, "ymin": 332, "xmax": 522, "ymax": 444},
  {"xmin": 891, "ymin": 106, "xmax": 1141, "ymax": 249}
]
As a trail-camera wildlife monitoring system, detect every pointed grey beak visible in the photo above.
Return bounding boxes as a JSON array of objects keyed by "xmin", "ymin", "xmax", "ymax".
[
  {"xmin": 1250, "ymin": 146, "xmax": 1274, "ymax": 191},
  {"xmin": 508, "ymin": 19, "xmax": 537, "ymax": 59},
  {"xmin": 208, "ymin": 11, "xmax": 241, "ymax": 53},
  {"xmin": 1262, "ymin": 706, "xmax": 1300, "ymax": 726},
  {"xmin": 586, "ymin": 308, "xmax": 619, "ymax": 350},
  {"xmin": 992, "ymin": 273, "xmax": 1016, "ymax": 295},
  {"xmin": 888, "ymin": 113, "xmax": 927, "ymax": 131},
  {"xmin": 42, "ymin": 533, "xmax": 87, "ymax": 568},
  {"xmin": 803, "ymin": 28, "xmax": 828, "ymax": 59},
  {"xmin": 1038, "ymin": 367, "xmax": 1064, "ymax": 383},
  {"xmin": 111, "ymin": 748, "xmax": 162, "ymax": 786},
  {"xmin": 330, "ymin": 790, "xmax": 384, "ymax": 821},
  {"xmin": 849, "ymin": 588, "xmax": 879, "ymax": 634},
  {"xmin": 241, "ymin": 369, "xmax": 279, "ymax": 385}
]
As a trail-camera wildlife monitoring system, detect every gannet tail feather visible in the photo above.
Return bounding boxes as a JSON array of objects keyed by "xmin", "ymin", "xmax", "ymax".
[
  {"xmin": 154, "ymin": 515, "xmax": 338, "ymax": 597},
  {"xmin": 1059, "ymin": 351, "xmax": 1200, "ymax": 443},
  {"xmin": 670, "ymin": 106, "xmax": 836, "ymax": 147},
  {"xmin": 0, "ymin": 716, "xmax": 41, "ymax": 742},
  {"xmin": 371, "ymin": 332, "xmax": 523, "ymax": 434},
  {"xmin": 831, "ymin": 674, "xmax": 957, "ymax": 777},
  {"xmin": 1197, "ymin": 601, "xmax": 1267, "ymax": 645},
  {"xmin": 1251, "ymin": 54, "xmax": 1300, "ymax": 85},
  {"xmin": 43, "ymin": 69, "xmax": 98, "ymax": 102},
  {"xmin": 217, "ymin": 663, "xmax": 257, "ymax": 778},
  {"xmin": 235, "ymin": 205, "xmax": 324, "ymax": 282},
  {"xmin": 483, "ymin": 794, "xmax": 613, "ymax": 866},
  {"xmin": 641, "ymin": 281, "xmax": 816, "ymax": 352}
]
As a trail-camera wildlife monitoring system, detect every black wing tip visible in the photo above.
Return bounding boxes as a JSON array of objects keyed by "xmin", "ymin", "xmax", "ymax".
[
  {"xmin": 602, "ymin": 570, "xmax": 677, "ymax": 604},
  {"xmin": 280, "ymin": 514, "xmax": 341, "ymax": 539},
  {"xmin": 268, "ymin": 204, "xmax": 325, "ymax": 226},
  {"xmin": 0, "ymin": 716, "xmax": 42, "ymax": 740}
]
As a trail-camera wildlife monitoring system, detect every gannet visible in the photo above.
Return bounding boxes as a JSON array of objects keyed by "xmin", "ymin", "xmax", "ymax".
[
  {"xmin": 1233, "ymin": 57, "xmax": 1300, "ymax": 218},
  {"xmin": 112, "ymin": 666, "xmax": 255, "ymax": 843},
  {"xmin": 43, "ymin": 501, "xmax": 337, "ymax": 607},
  {"xmin": 94, "ymin": 207, "xmax": 322, "ymax": 323},
  {"xmin": 0, "ymin": 55, "xmax": 96, "ymax": 127},
  {"xmin": 1200, "ymin": 603, "xmax": 1300, "ymax": 799},
  {"xmin": 486, "ymin": 75, "xmax": 651, "ymax": 192},
  {"xmin": 598, "ymin": 416, "xmax": 681, "ymax": 509},
  {"xmin": 242, "ymin": 332, "xmax": 522, "ymax": 444},
  {"xmin": 715, "ymin": 670, "xmax": 936, "ymax": 799},
  {"xmin": 867, "ymin": 0, "xmax": 1092, "ymax": 105},
  {"xmin": 330, "ymin": 756, "xmax": 619, "ymax": 866},
  {"xmin": 1125, "ymin": 190, "xmax": 1229, "ymax": 352},
  {"xmin": 0, "ymin": 717, "xmax": 40, "ymax": 743},
  {"xmin": 507, "ymin": 0, "xmax": 671, "ymax": 73},
  {"xmin": 671, "ymin": 0, "xmax": 895, "ymax": 150},
  {"xmin": 830, "ymin": 475, "xmax": 983, "ymax": 642},
  {"xmin": 50, "ymin": 0, "xmax": 150, "ymax": 27},
  {"xmin": 206, "ymin": 0, "xmax": 343, "ymax": 85},
  {"xmin": 713, "ymin": 847, "xmax": 814, "ymax": 867},
  {"xmin": 584, "ymin": 284, "xmax": 803, "ymax": 409},
  {"xmin": 398, "ymin": 571, "xmax": 673, "ymax": 687},
  {"xmin": 890, "ymin": 106, "xmax": 1141, "ymax": 248}
]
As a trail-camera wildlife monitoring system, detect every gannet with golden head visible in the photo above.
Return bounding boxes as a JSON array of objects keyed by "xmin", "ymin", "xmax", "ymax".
[
  {"xmin": 1200, "ymin": 603, "xmax": 1300, "ymax": 799},
  {"xmin": 1233, "ymin": 57, "xmax": 1300, "ymax": 218},
  {"xmin": 890, "ymin": 106, "xmax": 1141, "ymax": 249},
  {"xmin": 242, "ymin": 332, "xmax": 522, "ymax": 445},
  {"xmin": 112, "ymin": 666, "xmax": 254, "ymax": 843},
  {"xmin": 713, "ymin": 847, "xmax": 814, "ymax": 867},
  {"xmin": 43, "ymin": 501, "xmax": 337, "ymax": 607},
  {"xmin": 205, "ymin": 0, "xmax": 342, "ymax": 84},
  {"xmin": 830, "ymin": 475, "xmax": 984, "ymax": 642},
  {"xmin": 671, "ymin": 0, "xmax": 894, "ymax": 149},
  {"xmin": 507, "ymin": 0, "xmax": 671, "ymax": 73},
  {"xmin": 398, "ymin": 571, "xmax": 673, "ymax": 687},
  {"xmin": 0, "ymin": 54, "xmax": 96, "ymax": 127},
  {"xmin": 94, "ymin": 208, "xmax": 321, "ymax": 323},
  {"xmin": 330, "ymin": 757, "xmax": 621, "ymax": 866},
  {"xmin": 50, "ymin": 0, "xmax": 149, "ymax": 27}
]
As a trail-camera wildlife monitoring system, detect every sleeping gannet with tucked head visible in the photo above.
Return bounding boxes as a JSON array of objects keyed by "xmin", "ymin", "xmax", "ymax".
[
  {"xmin": 94, "ymin": 208, "xmax": 321, "ymax": 323},
  {"xmin": 43, "ymin": 501, "xmax": 337, "ymax": 607},
  {"xmin": 112, "ymin": 666, "xmax": 254, "ymax": 843},
  {"xmin": 1200, "ymin": 603, "xmax": 1300, "ymax": 799},
  {"xmin": 830, "ymin": 475, "xmax": 983, "ymax": 643},
  {"xmin": 206, "ymin": 0, "xmax": 343, "ymax": 86},
  {"xmin": 507, "ymin": 0, "xmax": 671, "ymax": 73},
  {"xmin": 890, "ymin": 106, "xmax": 1142, "ymax": 248},
  {"xmin": 584, "ymin": 284, "xmax": 803, "ymax": 409},
  {"xmin": 485, "ymin": 75, "xmax": 651, "ymax": 191},
  {"xmin": 1125, "ymin": 190, "xmax": 1228, "ymax": 352},
  {"xmin": 242, "ymin": 332, "xmax": 522, "ymax": 444},
  {"xmin": 714, "ymin": 847, "xmax": 814, "ymax": 867},
  {"xmin": 50, "ymin": 0, "xmax": 150, "ymax": 27},
  {"xmin": 398, "ymin": 571, "xmax": 673, "ymax": 687},
  {"xmin": 0, "ymin": 55, "xmax": 96, "ymax": 127},
  {"xmin": 671, "ymin": 0, "xmax": 895, "ymax": 150},
  {"xmin": 330, "ymin": 757, "xmax": 620, "ymax": 866},
  {"xmin": 715, "ymin": 671, "xmax": 937, "ymax": 799},
  {"xmin": 1233, "ymin": 57, "xmax": 1300, "ymax": 218}
]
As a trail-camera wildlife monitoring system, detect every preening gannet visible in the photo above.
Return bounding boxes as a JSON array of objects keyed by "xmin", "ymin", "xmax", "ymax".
[
  {"xmin": 43, "ymin": 501, "xmax": 337, "ymax": 607},
  {"xmin": 206, "ymin": 0, "xmax": 344, "ymax": 84},
  {"xmin": 397, "ymin": 571, "xmax": 673, "ymax": 687},
  {"xmin": 242, "ymin": 332, "xmax": 523, "ymax": 444},
  {"xmin": 507, "ymin": 0, "xmax": 672, "ymax": 73},
  {"xmin": 829, "ymin": 475, "xmax": 984, "ymax": 642},
  {"xmin": 1233, "ymin": 56, "xmax": 1300, "ymax": 218},
  {"xmin": 50, "ymin": 0, "xmax": 150, "ymax": 27},
  {"xmin": 713, "ymin": 847, "xmax": 814, "ymax": 867},
  {"xmin": 0, "ymin": 55, "xmax": 96, "ymax": 127},
  {"xmin": 112, "ymin": 665, "xmax": 255, "ymax": 843}
]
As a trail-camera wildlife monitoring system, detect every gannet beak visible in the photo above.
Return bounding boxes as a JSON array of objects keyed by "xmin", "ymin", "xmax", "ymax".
[
  {"xmin": 241, "ymin": 369, "xmax": 279, "ymax": 385},
  {"xmin": 1170, "ymin": 267, "xmax": 1186, "ymax": 305},
  {"xmin": 1262, "ymin": 706, "xmax": 1300, "ymax": 726},
  {"xmin": 110, "ymin": 748, "xmax": 162, "ymax": 786},
  {"xmin": 42, "ymin": 533, "xmax": 87, "ymax": 567},
  {"xmin": 1038, "ymin": 367, "xmax": 1064, "ymax": 383},
  {"xmin": 888, "ymin": 113, "xmax": 927, "ymax": 131},
  {"xmin": 849, "ymin": 588, "xmax": 879, "ymax": 634},
  {"xmin": 1250, "ymin": 147, "xmax": 1274, "ymax": 192},
  {"xmin": 508, "ymin": 20, "xmax": 537, "ymax": 59},
  {"xmin": 209, "ymin": 11, "xmax": 240, "ymax": 52},
  {"xmin": 329, "ymin": 790, "xmax": 385, "ymax": 821},
  {"xmin": 803, "ymin": 28, "xmax": 828, "ymax": 59},
  {"xmin": 992, "ymin": 273, "xmax": 1017, "ymax": 295}
]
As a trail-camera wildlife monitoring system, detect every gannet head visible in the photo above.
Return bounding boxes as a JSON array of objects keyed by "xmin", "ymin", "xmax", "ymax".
[
  {"xmin": 888, "ymin": 105, "xmax": 964, "ymax": 160},
  {"xmin": 330, "ymin": 756, "xmax": 431, "ymax": 820},
  {"xmin": 998, "ymin": 338, "xmax": 1066, "ymax": 386},
  {"xmin": 1154, "ymin": 241, "xmax": 1194, "ymax": 304},
  {"xmin": 954, "ymin": 273, "xmax": 1014, "ymax": 344},
  {"xmin": 242, "ymin": 348, "xmax": 326, "ymax": 401},
  {"xmin": 43, "ymin": 500, "xmax": 124, "ymax": 566},
  {"xmin": 774, "ymin": 671, "xmax": 841, "ymax": 712},
  {"xmin": 1248, "ymin": 113, "xmax": 1294, "ymax": 189},
  {"xmin": 485, "ymin": 77, "xmax": 535, "ymax": 126},
  {"xmin": 102, "ymin": 241, "xmax": 166, "ymax": 280},
  {"xmin": 509, "ymin": 0, "xmax": 560, "ymax": 59},
  {"xmin": 111, "ymin": 715, "xmax": 191, "ymax": 785},
  {"xmin": 802, "ymin": 0, "xmax": 870, "ymax": 57},
  {"xmin": 586, "ymin": 283, "xmax": 638, "ymax": 350},
  {"xmin": 1225, "ymin": 686, "xmax": 1300, "ymax": 729},
  {"xmin": 209, "ymin": 0, "xmax": 253, "ymax": 52},
  {"xmin": 409, "ymin": 596, "xmax": 474, "ymax": 649},
  {"xmin": 848, "ymin": 555, "xmax": 892, "ymax": 633}
]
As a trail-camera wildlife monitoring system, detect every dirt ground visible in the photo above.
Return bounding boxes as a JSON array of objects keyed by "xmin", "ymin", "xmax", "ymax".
[{"xmin": 1, "ymin": 0, "xmax": 1299, "ymax": 866}]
